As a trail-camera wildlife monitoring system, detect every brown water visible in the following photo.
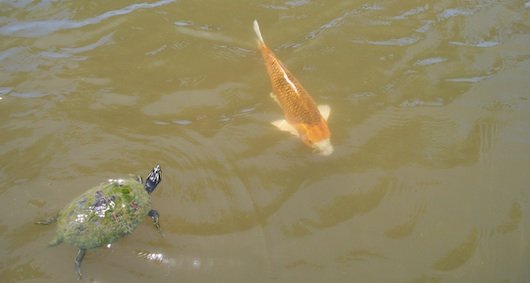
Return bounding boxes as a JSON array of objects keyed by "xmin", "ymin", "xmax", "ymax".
[{"xmin": 1, "ymin": 0, "xmax": 530, "ymax": 282}]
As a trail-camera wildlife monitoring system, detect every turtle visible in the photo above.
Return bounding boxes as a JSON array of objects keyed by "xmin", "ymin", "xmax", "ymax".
[{"xmin": 36, "ymin": 164, "xmax": 162, "ymax": 279}]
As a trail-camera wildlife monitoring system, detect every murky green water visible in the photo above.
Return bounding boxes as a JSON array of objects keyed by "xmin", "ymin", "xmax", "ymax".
[{"xmin": 1, "ymin": 0, "xmax": 529, "ymax": 282}]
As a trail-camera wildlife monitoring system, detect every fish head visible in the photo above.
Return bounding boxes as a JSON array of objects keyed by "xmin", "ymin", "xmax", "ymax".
[
  {"xmin": 296, "ymin": 121, "xmax": 333, "ymax": 155},
  {"xmin": 313, "ymin": 138, "xmax": 333, "ymax": 156}
]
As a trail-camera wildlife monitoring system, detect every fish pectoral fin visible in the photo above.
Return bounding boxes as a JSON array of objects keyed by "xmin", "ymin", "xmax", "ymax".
[
  {"xmin": 318, "ymin": 105, "xmax": 331, "ymax": 121},
  {"xmin": 272, "ymin": 120, "xmax": 299, "ymax": 136},
  {"xmin": 269, "ymin": 92, "xmax": 280, "ymax": 105}
]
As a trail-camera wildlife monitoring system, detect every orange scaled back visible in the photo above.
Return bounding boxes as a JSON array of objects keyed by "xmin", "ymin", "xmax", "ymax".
[{"xmin": 253, "ymin": 20, "xmax": 332, "ymax": 153}]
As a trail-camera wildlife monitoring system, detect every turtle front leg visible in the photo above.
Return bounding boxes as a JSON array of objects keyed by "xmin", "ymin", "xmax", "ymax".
[
  {"xmin": 148, "ymin": 209, "xmax": 160, "ymax": 230},
  {"xmin": 75, "ymin": 248, "xmax": 86, "ymax": 280},
  {"xmin": 35, "ymin": 214, "xmax": 58, "ymax": 225}
]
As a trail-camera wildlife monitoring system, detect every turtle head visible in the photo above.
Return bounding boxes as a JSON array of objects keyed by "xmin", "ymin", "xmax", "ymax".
[{"xmin": 144, "ymin": 164, "xmax": 161, "ymax": 194}]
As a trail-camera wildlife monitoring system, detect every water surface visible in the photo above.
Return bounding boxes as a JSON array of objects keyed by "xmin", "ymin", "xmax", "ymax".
[{"xmin": 1, "ymin": 0, "xmax": 529, "ymax": 282}]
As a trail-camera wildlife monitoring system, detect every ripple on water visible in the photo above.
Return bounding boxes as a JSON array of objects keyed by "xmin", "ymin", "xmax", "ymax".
[
  {"xmin": 415, "ymin": 20, "xmax": 433, "ymax": 33},
  {"xmin": 351, "ymin": 36, "xmax": 419, "ymax": 46},
  {"xmin": 449, "ymin": 41, "xmax": 500, "ymax": 48},
  {"xmin": 437, "ymin": 8, "xmax": 475, "ymax": 20},
  {"xmin": 0, "ymin": 87, "xmax": 12, "ymax": 97},
  {"xmin": 445, "ymin": 75, "xmax": 492, "ymax": 83},
  {"xmin": 399, "ymin": 98, "xmax": 444, "ymax": 108},
  {"xmin": 142, "ymin": 83, "xmax": 252, "ymax": 132},
  {"xmin": 173, "ymin": 20, "xmax": 239, "ymax": 45},
  {"xmin": 275, "ymin": 174, "xmax": 393, "ymax": 238},
  {"xmin": 433, "ymin": 229, "xmax": 479, "ymax": 271},
  {"xmin": 61, "ymin": 32, "xmax": 115, "ymax": 54},
  {"xmin": 10, "ymin": 91, "xmax": 48, "ymax": 98},
  {"xmin": 146, "ymin": 127, "xmax": 263, "ymax": 235},
  {"xmin": 0, "ymin": 0, "xmax": 175, "ymax": 37},
  {"xmin": 212, "ymin": 44, "xmax": 253, "ymax": 61},
  {"xmin": 414, "ymin": 57, "xmax": 448, "ymax": 66},
  {"xmin": 391, "ymin": 5, "xmax": 429, "ymax": 20},
  {"xmin": 384, "ymin": 205, "xmax": 427, "ymax": 239}
]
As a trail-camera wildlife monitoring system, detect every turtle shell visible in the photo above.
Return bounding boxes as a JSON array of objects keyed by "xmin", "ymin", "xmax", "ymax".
[{"xmin": 53, "ymin": 178, "xmax": 151, "ymax": 249}]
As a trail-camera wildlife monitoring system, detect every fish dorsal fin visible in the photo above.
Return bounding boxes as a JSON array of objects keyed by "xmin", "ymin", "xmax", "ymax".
[
  {"xmin": 272, "ymin": 119, "xmax": 299, "ymax": 136},
  {"xmin": 318, "ymin": 105, "xmax": 331, "ymax": 121}
]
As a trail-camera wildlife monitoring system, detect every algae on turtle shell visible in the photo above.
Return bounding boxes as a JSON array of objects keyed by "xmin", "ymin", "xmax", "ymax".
[{"xmin": 36, "ymin": 164, "xmax": 162, "ymax": 279}]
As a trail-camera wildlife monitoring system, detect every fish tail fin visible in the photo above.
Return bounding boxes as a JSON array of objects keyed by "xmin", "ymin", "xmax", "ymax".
[{"xmin": 253, "ymin": 19, "xmax": 265, "ymax": 45}]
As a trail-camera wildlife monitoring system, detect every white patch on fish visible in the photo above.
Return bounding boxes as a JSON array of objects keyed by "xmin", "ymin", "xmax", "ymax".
[{"xmin": 271, "ymin": 119, "xmax": 299, "ymax": 136}]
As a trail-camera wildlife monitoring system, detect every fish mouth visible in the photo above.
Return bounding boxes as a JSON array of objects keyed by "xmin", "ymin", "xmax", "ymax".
[{"xmin": 314, "ymin": 139, "xmax": 333, "ymax": 156}]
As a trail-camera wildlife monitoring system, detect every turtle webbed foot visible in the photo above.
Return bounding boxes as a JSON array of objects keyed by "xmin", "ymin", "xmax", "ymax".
[{"xmin": 148, "ymin": 209, "xmax": 160, "ymax": 230}]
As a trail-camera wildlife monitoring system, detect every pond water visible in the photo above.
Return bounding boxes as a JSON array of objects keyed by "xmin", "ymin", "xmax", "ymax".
[{"xmin": 1, "ymin": 0, "xmax": 529, "ymax": 282}]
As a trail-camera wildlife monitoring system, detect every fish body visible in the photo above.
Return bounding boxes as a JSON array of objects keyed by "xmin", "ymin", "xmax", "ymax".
[{"xmin": 253, "ymin": 20, "xmax": 333, "ymax": 155}]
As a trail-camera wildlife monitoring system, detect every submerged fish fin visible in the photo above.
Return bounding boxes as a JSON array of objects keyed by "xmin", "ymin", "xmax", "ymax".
[
  {"xmin": 269, "ymin": 92, "xmax": 280, "ymax": 105},
  {"xmin": 253, "ymin": 20, "xmax": 265, "ymax": 45},
  {"xmin": 272, "ymin": 119, "xmax": 299, "ymax": 136},
  {"xmin": 318, "ymin": 105, "xmax": 331, "ymax": 121}
]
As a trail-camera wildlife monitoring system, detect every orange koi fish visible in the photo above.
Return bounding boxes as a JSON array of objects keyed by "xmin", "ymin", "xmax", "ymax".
[{"xmin": 253, "ymin": 20, "xmax": 333, "ymax": 155}]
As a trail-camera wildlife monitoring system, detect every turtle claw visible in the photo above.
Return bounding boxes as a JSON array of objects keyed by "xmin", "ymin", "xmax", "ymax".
[
  {"xmin": 148, "ymin": 209, "xmax": 160, "ymax": 230},
  {"xmin": 75, "ymin": 248, "xmax": 86, "ymax": 280}
]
